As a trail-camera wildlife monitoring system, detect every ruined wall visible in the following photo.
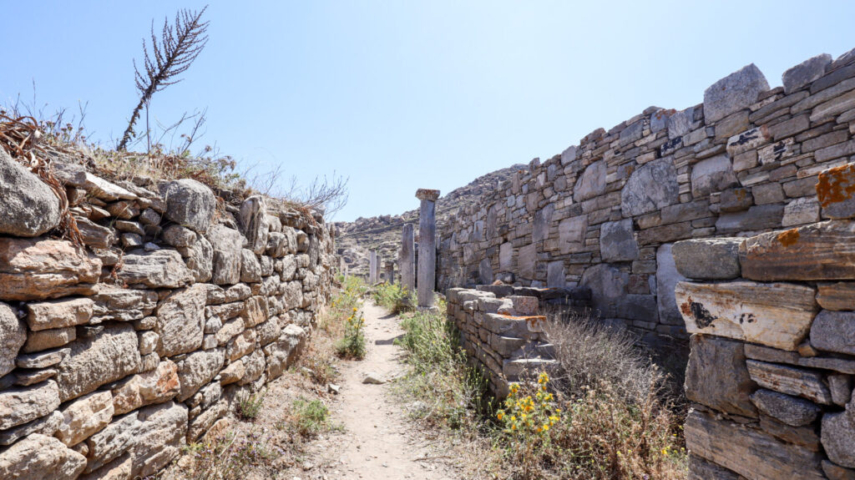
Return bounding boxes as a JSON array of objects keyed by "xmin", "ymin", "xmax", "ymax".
[
  {"xmin": 438, "ymin": 48, "xmax": 855, "ymax": 350},
  {"xmin": 675, "ymin": 162, "xmax": 855, "ymax": 479},
  {"xmin": 0, "ymin": 150, "xmax": 334, "ymax": 479}
]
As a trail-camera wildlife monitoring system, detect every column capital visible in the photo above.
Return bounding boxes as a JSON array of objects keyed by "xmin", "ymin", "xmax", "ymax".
[{"xmin": 415, "ymin": 189, "xmax": 440, "ymax": 202}]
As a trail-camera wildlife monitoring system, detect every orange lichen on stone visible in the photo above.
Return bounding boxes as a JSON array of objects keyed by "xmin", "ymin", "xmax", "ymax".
[
  {"xmin": 816, "ymin": 164, "xmax": 855, "ymax": 207},
  {"xmin": 777, "ymin": 228, "xmax": 800, "ymax": 247},
  {"xmin": 498, "ymin": 314, "xmax": 546, "ymax": 325}
]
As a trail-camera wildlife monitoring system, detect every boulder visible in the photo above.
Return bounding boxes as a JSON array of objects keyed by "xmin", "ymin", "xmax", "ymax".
[
  {"xmin": 0, "ymin": 302, "xmax": 26, "ymax": 377},
  {"xmin": 599, "ymin": 219, "xmax": 638, "ymax": 262},
  {"xmin": 0, "ymin": 433, "xmax": 87, "ymax": 480},
  {"xmin": 55, "ymin": 324, "xmax": 141, "ymax": 402},
  {"xmin": 175, "ymin": 348, "xmax": 225, "ymax": 402},
  {"xmin": 0, "ymin": 149, "xmax": 61, "ymax": 237},
  {"xmin": 110, "ymin": 360, "xmax": 180, "ymax": 415},
  {"xmin": 0, "ymin": 380, "xmax": 61, "ymax": 430},
  {"xmin": 158, "ymin": 179, "xmax": 216, "ymax": 233},
  {"xmin": 207, "ymin": 224, "xmax": 244, "ymax": 285},
  {"xmin": 240, "ymin": 249, "xmax": 262, "ymax": 283},
  {"xmin": 672, "ymin": 238, "xmax": 742, "ymax": 279},
  {"xmin": 703, "ymin": 64, "xmax": 770, "ymax": 123},
  {"xmin": 116, "ymin": 249, "xmax": 194, "ymax": 289},
  {"xmin": 55, "ymin": 391, "xmax": 114, "ymax": 447},
  {"xmin": 155, "ymin": 284, "xmax": 207, "ymax": 357},
  {"xmin": 0, "ymin": 237, "xmax": 101, "ymax": 301},
  {"xmin": 685, "ymin": 335, "xmax": 757, "ymax": 417},
  {"xmin": 620, "ymin": 158, "xmax": 679, "ymax": 217},
  {"xmin": 750, "ymin": 389, "xmax": 819, "ymax": 426}
]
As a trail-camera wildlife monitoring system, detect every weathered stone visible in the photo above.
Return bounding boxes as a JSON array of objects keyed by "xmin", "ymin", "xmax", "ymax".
[
  {"xmin": 85, "ymin": 173, "xmax": 136, "ymax": 201},
  {"xmin": 672, "ymin": 238, "xmax": 742, "ymax": 279},
  {"xmin": 817, "ymin": 164, "xmax": 855, "ymax": 219},
  {"xmin": 667, "ymin": 107, "xmax": 694, "ymax": 139},
  {"xmin": 747, "ymin": 360, "xmax": 832, "ymax": 404},
  {"xmin": 715, "ymin": 204, "xmax": 783, "ymax": 234},
  {"xmin": 186, "ymin": 381, "xmax": 222, "ymax": 410},
  {"xmin": 161, "ymin": 225, "xmax": 196, "ymax": 247},
  {"xmin": 823, "ymin": 412, "xmax": 855, "ymax": 468},
  {"xmin": 226, "ymin": 329, "xmax": 256, "ymax": 361},
  {"xmin": 685, "ymin": 410, "xmax": 823, "ymax": 480},
  {"xmin": 185, "ymin": 233, "xmax": 213, "ymax": 283},
  {"xmin": 218, "ymin": 360, "xmax": 245, "ymax": 385},
  {"xmin": 0, "ymin": 237, "xmax": 101, "ymax": 301},
  {"xmin": 23, "ymin": 327, "xmax": 76, "ymax": 353},
  {"xmin": 740, "ymin": 221, "xmax": 855, "ymax": 281},
  {"xmin": 27, "ymin": 297, "xmax": 94, "ymax": 332},
  {"xmin": 823, "ymin": 460, "xmax": 855, "ymax": 480},
  {"xmin": 237, "ymin": 349, "xmax": 265, "ymax": 386},
  {"xmin": 111, "ymin": 360, "xmax": 180, "ymax": 415},
  {"xmin": 573, "ymin": 160, "xmax": 606, "ymax": 202},
  {"xmin": 128, "ymin": 401, "xmax": 188, "ymax": 478},
  {"xmin": 759, "ymin": 414, "xmax": 821, "ymax": 452},
  {"xmin": 138, "ymin": 331, "xmax": 158, "ymax": 355},
  {"xmin": 241, "ymin": 295, "xmax": 269, "ymax": 327},
  {"xmin": 0, "ymin": 410, "xmax": 62, "ymax": 446},
  {"xmin": 92, "ymin": 287, "xmax": 157, "ymax": 323},
  {"xmin": 0, "ymin": 380, "xmax": 61, "ymax": 430},
  {"xmin": 55, "ymin": 324, "xmax": 141, "ymax": 402},
  {"xmin": 55, "ymin": 391, "xmax": 113, "ymax": 447},
  {"xmin": 117, "ymin": 249, "xmax": 193, "ymax": 288},
  {"xmin": 207, "ymin": 224, "xmax": 244, "ymax": 285},
  {"xmin": 688, "ymin": 454, "xmax": 739, "ymax": 480},
  {"xmin": 546, "ymin": 261, "xmax": 565, "ymax": 288},
  {"xmin": 818, "ymin": 282, "xmax": 855, "ymax": 311},
  {"xmin": 0, "ymin": 149, "xmax": 61, "ymax": 237},
  {"xmin": 155, "ymin": 284, "xmax": 207, "ymax": 357},
  {"xmin": 14, "ymin": 368, "xmax": 58, "ymax": 386},
  {"xmin": 621, "ymin": 158, "xmax": 679, "ymax": 217},
  {"xmin": 750, "ymin": 389, "xmax": 819, "ymax": 426},
  {"xmin": 599, "ymin": 219, "xmax": 638, "ymax": 262},
  {"xmin": 719, "ymin": 187, "xmax": 753, "ymax": 212},
  {"xmin": 240, "ymin": 249, "xmax": 262, "ymax": 283},
  {"xmin": 703, "ymin": 64, "xmax": 770, "ymax": 123},
  {"xmin": 416, "ymin": 189, "xmax": 440, "ymax": 307},
  {"xmin": 784, "ymin": 54, "xmax": 832, "ymax": 93},
  {"xmin": 782, "ymin": 197, "xmax": 820, "ymax": 227},
  {"xmin": 80, "ymin": 453, "xmax": 133, "ymax": 480},
  {"xmin": 187, "ymin": 399, "xmax": 227, "ymax": 442},
  {"xmin": 533, "ymin": 204, "xmax": 554, "ymax": 243},
  {"xmin": 810, "ymin": 310, "xmax": 855, "ymax": 355},
  {"xmin": 176, "ymin": 348, "xmax": 224, "ymax": 402},
  {"xmin": 75, "ymin": 217, "xmax": 116, "ymax": 249},
  {"xmin": 216, "ymin": 317, "xmax": 245, "ymax": 346},
  {"xmin": 0, "ymin": 433, "xmax": 87, "ymax": 480},
  {"xmin": 264, "ymin": 324, "xmax": 306, "ymax": 380},
  {"xmin": 16, "ymin": 348, "xmax": 69, "ymax": 369},
  {"xmin": 691, "ymin": 155, "xmax": 738, "ymax": 197},
  {"xmin": 85, "ymin": 412, "xmax": 140, "ymax": 474},
  {"xmin": 0, "ymin": 302, "xmax": 26, "ymax": 377},
  {"xmin": 558, "ymin": 216, "xmax": 587, "ymax": 255},
  {"xmin": 655, "ymin": 244, "xmax": 687, "ymax": 325},
  {"xmin": 685, "ymin": 335, "xmax": 756, "ymax": 417},
  {"xmin": 675, "ymin": 281, "xmax": 817, "ymax": 351},
  {"xmin": 580, "ymin": 263, "xmax": 629, "ymax": 318},
  {"xmin": 238, "ymin": 196, "xmax": 269, "ymax": 255},
  {"xmin": 159, "ymin": 179, "xmax": 216, "ymax": 233},
  {"xmin": 518, "ymin": 244, "xmax": 536, "ymax": 280},
  {"xmin": 829, "ymin": 374, "xmax": 853, "ymax": 406}
]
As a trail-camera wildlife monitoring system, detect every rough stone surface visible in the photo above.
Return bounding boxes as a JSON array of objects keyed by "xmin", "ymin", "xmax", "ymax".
[
  {"xmin": 747, "ymin": 360, "xmax": 833, "ymax": 404},
  {"xmin": 111, "ymin": 360, "xmax": 180, "ymax": 415},
  {"xmin": 55, "ymin": 391, "xmax": 114, "ymax": 446},
  {"xmin": 672, "ymin": 238, "xmax": 742, "ymax": 279},
  {"xmin": 0, "ymin": 302, "xmax": 26, "ymax": 377},
  {"xmin": 580, "ymin": 263, "xmax": 629, "ymax": 318},
  {"xmin": 0, "ymin": 380, "xmax": 61, "ymax": 430},
  {"xmin": 159, "ymin": 179, "xmax": 216, "ymax": 233},
  {"xmin": 0, "ymin": 149, "xmax": 61, "ymax": 237},
  {"xmin": 691, "ymin": 155, "xmax": 738, "ymax": 197},
  {"xmin": 599, "ymin": 219, "xmax": 638, "ymax": 262},
  {"xmin": 784, "ymin": 54, "xmax": 832, "ymax": 94},
  {"xmin": 207, "ymin": 225, "xmax": 244, "ymax": 285},
  {"xmin": 117, "ymin": 249, "xmax": 194, "ymax": 289},
  {"xmin": 823, "ymin": 412, "xmax": 855, "ymax": 469},
  {"xmin": 685, "ymin": 335, "xmax": 757, "ymax": 417},
  {"xmin": 810, "ymin": 310, "xmax": 855, "ymax": 355},
  {"xmin": 750, "ymin": 389, "xmax": 820, "ymax": 426},
  {"xmin": 176, "ymin": 348, "xmax": 225, "ymax": 402},
  {"xmin": 0, "ymin": 433, "xmax": 87, "ymax": 480},
  {"xmin": 128, "ymin": 401, "xmax": 188, "ymax": 478},
  {"xmin": 621, "ymin": 158, "xmax": 680, "ymax": 217},
  {"xmin": 155, "ymin": 284, "xmax": 207, "ymax": 357},
  {"xmin": 27, "ymin": 297, "xmax": 94, "ymax": 331},
  {"xmin": 573, "ymin": 160, "xmax": 606, "ymax": 202},
  {"xmin": 0, "ymin": 238, "xmax": 101, "ymax": 301},
  {"xmin": 703, "ymin": 64, "xmax": 770, "ymax": 123},
  {"xmin": 238, "ymin": 196, "xmax": 269, "ymax": 255},
  {"xmin": 656, "ymin": 244, "xmax": 687, "ymax": 325}
]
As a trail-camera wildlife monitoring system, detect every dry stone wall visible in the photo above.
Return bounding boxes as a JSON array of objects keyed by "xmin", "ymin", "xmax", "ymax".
[
  {"xmin": 438, "ymin": 48, "xmax": 855, "ymax": 352},
  {"xmin": 0, "ymin": 150, "xmax": 334, "ymax": 479},
  {"xmin": 675, "ymin": 163, "xmax": 855, "ymax": 479}
]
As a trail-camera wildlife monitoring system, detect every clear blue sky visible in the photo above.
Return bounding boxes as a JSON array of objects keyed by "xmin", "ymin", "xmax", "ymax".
[{"xmin": 2, "ymin": 1, "xmax": 854, "ymax": 221}]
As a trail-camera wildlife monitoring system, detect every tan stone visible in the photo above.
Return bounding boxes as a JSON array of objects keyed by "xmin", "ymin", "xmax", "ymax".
[
  {"xmin": 23, "ymin": 327, "xmax": 76, "ymax": 353},
  {"xmin": 55, "ymin": 324, "xmax": 141, "ymax": 402},
  {"xmin": 0, "ymin": 237, "xmax": 101, "ymax": 301},
  {"xmin": 817, "ymin": 282, "xmax": 855, "ymax": 311},
  {"xmin": 26, "ymin": 297, "xmax": 94, "ymax": 331},
  {"xmin": 110, "ymin": 360, "xmax": 180, "ymax": 415},
  {"xmin": 747, "ymin": 360, "xmax": 833, "ymax": 404},
  {"xmin": 155, "ymin": 284, "xmax": 206, "ymax": 357},
  {"xmin": 0, "ymin": 380, "xmax": 61, "ymax": 430},
  {"xmin": 675, "ymin": 281, "xmax": 817, "ymax": 351},
  {"xmin": 55, "ymin": 391, "xmax": 114, "ymax": 446},
  {"xmin": 0, "ymin": 433, "xmax": 87, "ymax": 480}
]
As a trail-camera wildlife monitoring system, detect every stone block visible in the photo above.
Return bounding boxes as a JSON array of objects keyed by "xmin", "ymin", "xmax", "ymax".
[
  {"xmin": 117, "ymin": 250, "xmax": 194, "ymax": 289},
  {"xmin": 159, "ymin": 179, "xmax": 216, "ymax": 233},
  {"xmin": 818, "ymin": 164, "xmax": 855, "ymax": 219},
  {"xmin": 155, "ymin": 284, "xmax": 207, "ymax": 357},
  {"xmin": 55, "ymin": 391, "xmax": 114, "ymax": 447},
  {"xmin": 810, "ymin": 310, "xmax": 855, "ymax": 355},
  {"xmin": 0, "ymin": 302, "xmax": 26, "ymax": 377},
  {"xmin": 715, "ymin": 204, "xmax": 784, "ymax": 234},
  {"xmin": 672, "ymin": 238, "xmax": 741, "ymax": 279},
  {"xmin": 823, "ymin": 412, "xmax": 855, "ymax": 468},
  {"xmin": 817, "ymin": 282, "xmax": 855, "ymax": 310},
  {"xmin": 599, "ymin": 219, "xmax": 638, "ymax": 262},
  {"xmin": 674, "ymin": 281, "xmax": 817, "ymax": 351},
  {"xmin": 621, "ymin": 158, "xmax": 679, "ymax": 217},
  {"xmin": 573, "ymin": 160, "xmax": 606, "ymax": 202},
  {"xmin": 558, "ymin": 215, "xmax": 587, "ymax": 254},
  {"xmin": 0, "ymin": 237, "xmax": 101, "ymax": 301},
  {"xmin": 0, "ymin": 149, "xmax": 61, "ymax": 237},
  {"xmin": 784, "ymin": 54, "xmax": 832, "ymax": 93},
  {"xmin": 580, "ymin": 263, "xmax": 629, "ymax": 318},
  {"xmin": 0, "ymin": 433, "xmax": 87, "ymax": 479},
  {"xmin": 685, "ymin": 335, "xmax": 757, "ymax": 417},
  {"xmin": 518, "ymin": 244, "xmax": 536, "ymax": 280},
  {"xmin": 747, "ymin": 360, "xmax": 832, "ymax": 404},
  {"xmin": 0, "ymin": 380, "xmax": 61, "ymax": 430},
  {"xmin": 782, "ymin": 197, "xmax": 820, "ymax": 227},
  {"xmin": 655, "ymin": 244, "xmax": 687, "ymax": 325},
  {"xmin": 691, "ymin": 155, "xmax": 738, "ymax": 197},
  {"xmin": 719, "ymin": 188, "xmax": 752, "ymax": 212},
  {"xmin": 750, "ymin": 389, "xmax": 819, "ymax": 426},
  {"xmin": 703, "ymin": 64, "xmax": 770, "ymax": 123}
]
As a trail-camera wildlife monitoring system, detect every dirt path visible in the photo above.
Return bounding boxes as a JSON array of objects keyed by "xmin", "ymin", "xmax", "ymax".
[{"xmin": 297, "ymin": 300, "xmax": 456, "ymax": 480}]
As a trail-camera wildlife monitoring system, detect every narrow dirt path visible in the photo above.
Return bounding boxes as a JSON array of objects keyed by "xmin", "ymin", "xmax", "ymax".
[{"xmin": 298, "ymin": 300, "xmax": 456, "ymax": 480}]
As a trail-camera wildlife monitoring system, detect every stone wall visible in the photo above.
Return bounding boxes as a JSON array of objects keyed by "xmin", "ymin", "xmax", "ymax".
[
  {"xmin": 446, "ymin": 285, "xmax": 591, "ymax": 395},
  {"xmin": 675, "ymin": 162, "xmax": 855, "ymax": 478},
  {"xmin": 0, "ymin": 150, "xmax": 334, "ymax": 479},
  {"xmin": 438, "ymin": 48, "xmax": 855, "ymax": 351}
]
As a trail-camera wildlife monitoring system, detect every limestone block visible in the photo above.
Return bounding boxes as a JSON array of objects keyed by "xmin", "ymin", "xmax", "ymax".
[
  {"xmin": 782, "ymin": 197, "xmax": 821, "ymax": 227},
  {"xmin": 256, "ymin": 318, "xmax": 281, "ymax": 347},
  {"xmin": 161, "ymin": 225, "xmax": 196, "ymax": 248},
  {"xmin": 0, "ymin": 410, "xmax": 62, "ymax": 446},
  {"xmin": 0, "ymin": 433, "xmax": 87, "ymax": 480},
  {"xmin": 218, "ymin": 360, "xmax": 245, "ymax": 385},
  {"xmin": 0, "ymin": 380, "xmax": 61, "ymax": 430},
  {"xmin": 599, "ymin": 219, "xmax": 638, "ymax": 262},
  {"xmin": 810, "ymin": 310, "xmax": 855, "ymax": 355},
  {"xmin": 241, "ymin": 295, "xmax": 269, "ymax": 327},
  {"xmin": 685, "ymin": 335, "xmax": 757, "ymax": 417},
  {"xmin": 92, "ymin": 287, "xmax": 157, "ymax": 323},
  {"xmin": 0, "ymin": 302, "xmax": 26, "ymax": 377},
  {"xmin": 239, "ymin": 196, "xmax": 269, "ymax": 255},
  {"xmin": 240, "ymin": 249, "xmax": 262, "ymax": 283},
  {"xmin": 740, "ymin": 221, "xmax": 855, "ymax": 281},
  {"xmin": 499, "ymin": 242, "xmax": 514, "ymax": 271},
  {"xmin": 226, "ymin": 329, "xmax": 256, "ymax": 361},
  {"xmin": 111, "ymin": 360, "xmax": 180, "ymax": 415},
  {"xmin": 84, "ymin": 412, "xmax": 141, "ymax": 474},
  {"xmin": 128, "ymin": 401, "xmax": 188, "ymax": 478},
  {"xmin": 16, "ymin": 348, "xmax": 69, "ymax": 369},
  {"xmin": 655, "ymin": 244, "xmax": 687, "ymax": 325},
  {"xmin": 620, "ymin": 158, "xmax": 679, "ymax": 217},
  {"xmin": 0, "ymin": 149, "xmax": 61, "ymax": 237},
  {"xmin": 117, "ymin": 250, "xmax": 194, "ymax": 289},
  {"xmin": 558, "ymin": 215, "xmax": 587, "ymax": 254},
  {"xmin": 264, "ymin": 324, "xmax": 306, "ymax": 380},
  {"xmin": 155, "ymin": 284, "xmax": 206, "ymax": 357},
  {"xmin": 237, "ymin": 349, "xmax": 265, "ymax": 386},
  {"xmin": 750, "ymin": 389, "xmax": 819, "ymax": 426},
  {"xmin": 158, "ymin": 179, "xmax": 215, "ymax": 233},
  {"xmin": 176, "ymin": 348, "xmax": 224, "ymax": 402},
  {"xmin": 187, "ymin": 399, "xmax": 227, "ymax": 442},
  {"xmin": 674, "ymin": 281, "xmax": 817, "ymax": 351},
  {"xmin": 715, "ymin": 205, "xmax": 784, "ymax": 234},
  {"xmin": 518, "ymin": 244, "xmax": 536, "ymax": 280},
  {"xmin": 0, "ymin": 237, "xmax": 101, "ymax": 301},
  {"xmin": 55, "ymin": 324, "xmax": 142, "ymax": 402},
  {"xmin": 671, "ymin": 238, "xmax": 742, "ymax": 279},
  {"xmin": 75, "ymin": 217, "xmax": 116, "ymax": 249},
  {"xmin": 27, "ymin": 297, "xmax": 94, "ymax": 331},
  {"xmin": 747, "ymin": 360, "xmax": 832, "ymax": 404},
  {"xmin": 703, "ymin": 64, "xmax": 770, "ymax": 123},
  {"xmin": 55, "ymin": 391, "xmax": 114, "ymax": 447},
  {"xmin": 207, "ymin": 224, "xmax": 244, "ymax": 285},
  {"xmin": 691, "ymin": 155, "xmax": 738, "ymax": 197},
  {"xmin": 216, "ymin": 317, "xmax": 245, "ymax": 346},
  {"xmin": 185, "ymin": 233, "xmax": 213, "ymax": 283}
]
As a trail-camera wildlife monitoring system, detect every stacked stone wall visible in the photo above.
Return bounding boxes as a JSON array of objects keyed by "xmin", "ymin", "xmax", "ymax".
[
  {"xmin": 438, "ymin": 48, "xmax": 855, "ymax": 351},
  {"xmin": 0, "ymin": 150, "xmax": 334, "ymax": 479},
  {"xmin": 674, "ymin": 163, "xmax": 855, "ymax": 478}
]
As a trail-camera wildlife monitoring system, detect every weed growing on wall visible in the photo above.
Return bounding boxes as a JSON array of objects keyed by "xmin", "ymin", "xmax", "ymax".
[
  {"xmin": 167, "ymin": 430, "xmax": 277, "ymax": 480},
  {"xmin": 237, "ymin": 390, "xmax": 266, "ymax": 420}
]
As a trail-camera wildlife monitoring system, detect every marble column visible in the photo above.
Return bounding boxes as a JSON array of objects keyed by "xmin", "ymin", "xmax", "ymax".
[
  {"xmin": 416, "ymin": 189, "xmax": 440, "ymax": 307},
  {"xmin": 369, "ymin": 250, "xmax": 378, "ymax": 284},
  {"xmin": 399, "ymin": 224, "xmax": 415, "ymax": 295},
  {"xmin": 384, "ymin": 261, "xmax": 395, "ymax": 285}
]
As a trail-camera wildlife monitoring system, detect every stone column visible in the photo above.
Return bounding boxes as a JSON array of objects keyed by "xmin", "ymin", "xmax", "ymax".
[
  {"xmin": 416, "ymin": 189, "xmax": 440, "ymax": 307},
  {"xmin": 384, "ymin": 261, "xmax": 395, "ymax": 285},
  {"xmin": 369, "ymin": 250, "xmax": 378, "ymax": 284},
  {"xmin": 399, "ymin": 224, "xmax": 415, "ymax": 295}
]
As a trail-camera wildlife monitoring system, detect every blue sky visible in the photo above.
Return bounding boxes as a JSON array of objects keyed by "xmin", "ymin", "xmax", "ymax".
[{"xmin": 2, "ymin": 1, "xmax": 854, "ymax": 221}]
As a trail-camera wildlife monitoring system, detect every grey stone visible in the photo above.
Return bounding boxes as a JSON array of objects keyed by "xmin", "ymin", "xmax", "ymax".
[
  {"xmin": 656, "ymin": 244, "xmax": 687, "ymax": 326},
  {"xmin": 92, "ymin": 287, "xmax": 157, "ymax": 323},
  {"xmin": 176, "ymin": 348, "xmax": 225, "ymax": 402},
  {"xmin": 750, "ymin": 389, "xmax": 819, "ymax": 426},
  {"xmin": 715, "ymin": 204, "xmax": 784, "ymax": 234},
  {"xmin": 784, "ymin": 54, "xmax": 833, "ymax": 94},
  {"xmin": 0, "ymin": 149, "xmax": 61, "ymax": 237},
  {"xmin": 533, "ymin": 204, "xmax": 554, "ymax": 243},
  {"xmin": 0, "ymin": 380, "xmax": 61, "ymax": 430},
  {"xmin": 117, "ymin": 249, "xmax": 194, "ymax": 289},
  {"xmin": 158, "ymin": 179, "xmax": 216, "ymax": 233},
  {"xmin": 0, "ymin": 433, "xmax": 86, "ymax": 479},
  {"xmin": 580, "ymin": 263, "xmax": 629, "ymax": 318},
  {"xmin": 207, "ymin": 224, "xmax": 244, "ymax": 285},
  {"xmin": 546, "ymin": 261, "xmax": 565, "ymax": 288},
  {"xmin": 621, "ymin": 158, "xmax": 679, "ymax": 217},
  {"xmin": 84, "ymin": 411, "xmax": 140, "ymax": 474},
  {"xmin": 161, "ymin": 225, "xmax": 196, "ymax": 247},
  {"xmin": 720, "ymin": 188, "xmax": 753, "ymax": 212},
  {"xmin": 185, "ymin": 233, "xmax": 213, "ymax": 283},
  {"xmin": 120, "ymin": 233, "xmax": 143, "ymax": 249},
  {"xmin": 667, "ymin": 107, "xmax": 694, "ymax": 139},
  {"xmin": 560, "ymin": 145, "xmax": 577, "ymax": 165},
  {"xmin": 685, "ymin": 335, "xmax": 757, "ymax": 417},
  {"xmin": 823, "ymin": 412, "xmax": 855, "ymax": 468},
  {"xmin": 783, "ymin": 197, "xmax": 820, "ymax": 227},
  {"xmin": 518, "ymin": 244, "xmax": 536, "ymax": 280},
  {"xmin": 0, "ymin": 410, "xmax": 62, "ymax": 446},
  {"xmin": 240, "ymin": 249, "xmax": 262, "ymax": 283},
  {"xmin": 238, "ymin": 196, "xmax": 269, "ymax": 255},
  {"xmin": 691, "ymin": 155, "xmax": 738, "ymax": 197},
  {"xmin": 811, "ymin": 310, "xmax": 855, "ymax": 355},
  {"xmin": 416, "ymin": 189, "xmax": 439, "ymax": 307},
  {"xmin": 128, "ymin": 401, "xmax": 188, "ymax": 478},
  {"xmin": 478, "ymin": 258, "xmax": 493, "ymax": 285},
  {"xmin": 830, "ymin": 374, "xmax": 853, "ymax": 406},
  {"xmin": 499, "ymin": 242, "xmax": 513, "ymax": 271},
  {"xmin": 558, "ymin": 215, "xmax": 587, "ymax": 254},
  {"xmin": 16, "ymin": 348, "xmax": 70, "ymax": 369},
  {"xmin": 672, "ymin": 238, "xmax": 742, "ymax": 279},
  {"xmin": 703, "ymin": 64, "xmax": 770, "ymax": 123},
  {"xmin": 823, "ymin": 460, "xmax": 855, "ymax": 480},
  {"xmin": 573, "ymin": 160, "xmax": 607, "ymax": 202},
  {"xmin": 0, "ymin": 302, "xmax": 26, "ymax": 377},
  {"xmin": 155, "ymin": 284, "xmax": 207, "ymax": 358},
  {"xmin": 599, "ymin": 219, "xmax": 638, "ymax": 262},
  {"xmin": 75, "ymin": 217, "xmax": 116, "ymax": 249}
]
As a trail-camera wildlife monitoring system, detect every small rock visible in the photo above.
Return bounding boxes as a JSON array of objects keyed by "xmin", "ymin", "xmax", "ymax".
[
  {"xmin": 328, "ymin": 383, "xmax": 341, "ymax": 394},
  {"xmin": 363, "ymin": 372, "xmax": 386, "ymax": 385}
]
